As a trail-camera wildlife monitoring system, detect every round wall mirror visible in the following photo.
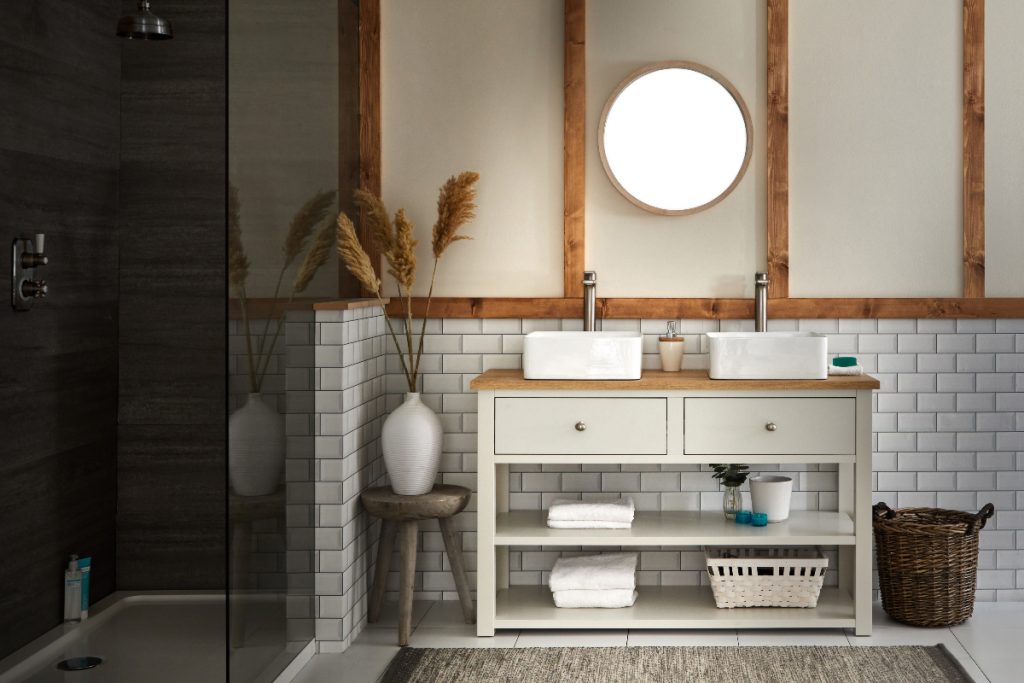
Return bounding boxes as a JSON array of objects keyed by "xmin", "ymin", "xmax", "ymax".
[{"xmin": 599, "ymin": 61, "xmax": 753, "ymax": 215}]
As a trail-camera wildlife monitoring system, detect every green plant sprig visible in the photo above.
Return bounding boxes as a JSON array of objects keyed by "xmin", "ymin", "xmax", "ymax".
[{"xmin": 710, "ymin": 464, "xmax": 749, "ymax": 487}]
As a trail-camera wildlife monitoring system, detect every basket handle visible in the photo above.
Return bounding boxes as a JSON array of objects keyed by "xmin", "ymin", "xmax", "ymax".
[
  {"xmin": 965, "ymin": 503, "xmax": 995, "ymax": 535},
  {"xmin": 872, "ymin": 502, "xmax": 896, "ymax": 520}
]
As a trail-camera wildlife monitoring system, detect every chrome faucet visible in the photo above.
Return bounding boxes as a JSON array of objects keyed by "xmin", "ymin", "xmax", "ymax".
[
  {"xmin": 583, "ymin": 270, "xmax": 597, "ymax": 331},
  {"xmin": 754, "ymin": 272, "xmax": 769, "ymax": 332}
]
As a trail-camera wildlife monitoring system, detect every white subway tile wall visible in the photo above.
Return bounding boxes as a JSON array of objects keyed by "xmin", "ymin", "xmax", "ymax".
[
  {"xmin": 312, "ymin": 307, "xmax": 387, "ymax": 653},
  {"xmin": 369, "ymin": 318, "xmax": 1024, "ymax": 610},
  {"xmin": 239, "ymin": 314, "xmax": 1024, "ymax": 653}
]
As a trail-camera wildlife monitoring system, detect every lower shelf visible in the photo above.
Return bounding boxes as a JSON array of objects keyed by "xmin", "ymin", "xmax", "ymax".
[{"xmin": 494, "ymin": 586, "xmax": 855, "ymax": 630}]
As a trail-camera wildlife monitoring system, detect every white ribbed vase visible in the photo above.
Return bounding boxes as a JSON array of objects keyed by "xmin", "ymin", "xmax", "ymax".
[
  {"xmin": 382, "ymin": 392, "xmax": 443, "ymax": 495},
  {"xmin": 229, "ymin": 393, "xmax": 285, "ymax": 496}
]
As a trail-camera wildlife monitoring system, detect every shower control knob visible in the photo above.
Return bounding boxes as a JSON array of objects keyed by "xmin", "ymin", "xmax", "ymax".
[{"xmin": 21, "ymin": 280, "xmax": 48, "ymax": 298}]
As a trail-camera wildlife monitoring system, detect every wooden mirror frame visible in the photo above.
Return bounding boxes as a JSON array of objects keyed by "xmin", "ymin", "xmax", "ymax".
[
  {"xmin": 368, "ymin": 0, "xmax": 1022, "ymax": 319},
  {"xmin": 597, "ymin": 60, "xmax": 754, "ymax": 217}
]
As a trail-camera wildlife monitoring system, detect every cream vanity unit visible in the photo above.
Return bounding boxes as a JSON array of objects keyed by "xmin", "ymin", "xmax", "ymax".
[{"xmin": 472, "ymin": 368, "xmax": 880, "ymax": 636}]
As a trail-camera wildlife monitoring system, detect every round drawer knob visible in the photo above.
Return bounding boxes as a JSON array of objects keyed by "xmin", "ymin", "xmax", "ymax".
[
  {"xmin": 765, "ymin": 422, "xmax": 778, "ymax": 432},
  {"xmin": 575, "ymin": 421, "xmax": 587, "ymax": 432}
]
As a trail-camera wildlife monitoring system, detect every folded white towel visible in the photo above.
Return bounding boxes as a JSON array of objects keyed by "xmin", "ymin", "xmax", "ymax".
[
  {"xmin": 829, "ymin": 364, "xmax": 864, "ymax": 376},
  {"xmin": 547, "ymin": 497, "xmax": 635, "ymax": 523},
  {"xmin": 552, "ymin": 589, "xmax": 638, "ymax": 609},
  {"xmin": 547, "ymin": 520, "xmax": 632, "ymax": 529},
  {"xmin": 549, "ymin": 552, "xmax": 638, "ymax": 592}
]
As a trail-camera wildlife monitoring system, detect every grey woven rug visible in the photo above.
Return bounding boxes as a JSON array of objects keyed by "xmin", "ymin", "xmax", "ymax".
[{"xmin": 381, "ymin": 645, "xmax": 973, "ymax": 683}]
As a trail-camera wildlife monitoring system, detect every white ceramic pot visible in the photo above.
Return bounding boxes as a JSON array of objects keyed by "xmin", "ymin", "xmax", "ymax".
[
  {"xmin": 749, "ymin": 475, "xmax": 793, "ymax": 523},
  {"xmin": 229, "ymin": 393, "xmax": 285, "ymax": 496},
  {"xmin": 382, "ymin": 392, "xmax": 443, "ymax": 495}
]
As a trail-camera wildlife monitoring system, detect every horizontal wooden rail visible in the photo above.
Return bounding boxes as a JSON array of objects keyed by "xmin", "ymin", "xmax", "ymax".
[{"xmin": 383, "ymin": 297, "xmax": 1024, "ymax": 319}]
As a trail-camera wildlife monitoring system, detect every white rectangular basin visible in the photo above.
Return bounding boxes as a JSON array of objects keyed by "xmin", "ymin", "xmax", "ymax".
[
  {"xmin": 707, "ymin": 332, "xmax": 828, "ymax": 380},
  {"xmin": 523, "ymin": 331, "xmax": 642, "ymax": 380}
]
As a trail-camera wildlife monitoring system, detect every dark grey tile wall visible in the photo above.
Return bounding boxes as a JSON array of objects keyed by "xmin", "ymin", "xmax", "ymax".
[
  {"xmin": 0, "ymin": 0, "xmax": 122, "ymax": 657},
  {"xmin": 116, "ymin": 0, "xmax": 227, "ymax": 589}
]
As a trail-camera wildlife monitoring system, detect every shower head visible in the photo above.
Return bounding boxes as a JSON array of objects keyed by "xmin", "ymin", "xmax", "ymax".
[{"xmin": 116, "ymin": 1, "xmax": 173, "ymax": 40}]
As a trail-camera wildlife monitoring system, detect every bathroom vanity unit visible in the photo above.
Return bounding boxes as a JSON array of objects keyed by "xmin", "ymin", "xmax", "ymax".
[{"xmin": 471, "ymin": 369, "xmax": 880, "ymax": 636}]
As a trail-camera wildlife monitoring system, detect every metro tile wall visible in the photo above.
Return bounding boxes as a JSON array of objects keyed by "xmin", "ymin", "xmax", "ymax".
[
  {"xmin": 302, "ymin": 315, "xmax": 1024, "ymax": 653},
  {"xmin": 374, "ymin": 318, "xmax": 1024, "ymax": 604},
  {"xmin": 312, "ymin": 306, "xmax": 388, "ymax": 653}
]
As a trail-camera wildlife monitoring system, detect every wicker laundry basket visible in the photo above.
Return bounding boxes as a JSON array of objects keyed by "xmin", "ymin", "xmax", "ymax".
[
  {"xmin": 706, "ymin": 547, "xmax": 828, "ymax": 608},
  {"xmin": 873, "ymin": 502, "xmax": 994, "ymax": 627}
]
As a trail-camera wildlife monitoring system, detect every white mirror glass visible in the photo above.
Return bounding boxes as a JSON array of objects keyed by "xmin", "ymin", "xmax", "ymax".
[{"xmin": 599, "ymin": 62, "xmax": 752, "ymax": 215}]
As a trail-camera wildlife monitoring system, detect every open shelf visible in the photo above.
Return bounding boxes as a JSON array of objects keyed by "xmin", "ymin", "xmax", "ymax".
[
  {"xmin": 495, "ymin": 586, "xmax": 855, "ymax": 630},
  {"xmin": 496, "ymin": 510, "xmax": 856, "ymax": 546}
]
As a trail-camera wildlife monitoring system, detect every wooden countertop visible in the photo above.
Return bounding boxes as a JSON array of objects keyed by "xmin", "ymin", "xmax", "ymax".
[{"xmin": 470, "ymin": 369, "xmax": 880, "ymax": 391}]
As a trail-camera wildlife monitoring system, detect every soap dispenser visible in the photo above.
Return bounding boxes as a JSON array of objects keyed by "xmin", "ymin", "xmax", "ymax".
[{"xmin": 658, "ymin": 321, "xmax": 684, "ymax": 372}]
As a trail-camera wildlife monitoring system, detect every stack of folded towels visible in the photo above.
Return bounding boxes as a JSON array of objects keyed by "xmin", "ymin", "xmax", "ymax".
[
  {"xmin": 546, "ymin": 496, "xmax": 635, "ymax": 529},
  {"xmin": 549, "ymin": 552, "xmax": 639, "ymax": 608}
]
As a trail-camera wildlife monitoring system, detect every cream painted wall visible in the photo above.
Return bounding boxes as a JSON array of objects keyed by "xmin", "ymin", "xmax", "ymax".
[
  {"xmin": 229, "ymin": 0, "xmax": 341, "ymax": 298},
  {"xmin": 586, "ymin": 0, "xmax": 767, "ymax": 298},
  {"xmin": 789, "ymin": 0, "xmax": 963, "ymax": 297},
  {"xmin": 380, "ymin": 0, "xmax": 565, "ymax": 297},
  {"xmin": 985, "ymin": 0, "xmax": 1024, "ymax": 297}
]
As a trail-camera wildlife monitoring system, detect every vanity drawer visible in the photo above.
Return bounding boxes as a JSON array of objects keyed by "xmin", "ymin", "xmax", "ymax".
[
  {"xmin": 494, "ymin": 398, "xmax": 667, "ymax": 454},
  {"xmin": 684, "ymin": 398, "xmax": 855, "ymax": 455}
]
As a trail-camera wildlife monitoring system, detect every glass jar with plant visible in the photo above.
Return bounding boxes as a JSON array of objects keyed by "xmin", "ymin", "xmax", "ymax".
[{"xmin": 711, "ymin": 464, "xmax": 749, "ymax": 520}]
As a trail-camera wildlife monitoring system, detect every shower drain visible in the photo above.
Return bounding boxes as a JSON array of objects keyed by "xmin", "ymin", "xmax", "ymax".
[{"xmin": 56, "ymin": 657, "xmax": 104, "ymax": 671}]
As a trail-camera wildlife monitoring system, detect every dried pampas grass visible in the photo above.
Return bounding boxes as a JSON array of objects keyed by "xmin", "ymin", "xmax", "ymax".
[
  {"xmin": 354, "ymin": 189, "xmax": 394, "ymax": 256},
  {"xmin": 293, "ymin": 216, "xmax": 336, "ymax": 294},
  {"xmin": 283, "ymin": 190, "xmax": 336, "ymax": 267},
  {"xmin": 335, "ymin": 171, "xmax": 480, "ymax": 392},
  {"xmin": 337, "ymin": 213, "xmax": 381, "ymax": 294},
  {"xmin": 432, "ymin": 171, "xmax": 479, "ymax": 258},
  {"xmin": 388, "ymin": 209, "xmax": 417, "ymax": 291}
]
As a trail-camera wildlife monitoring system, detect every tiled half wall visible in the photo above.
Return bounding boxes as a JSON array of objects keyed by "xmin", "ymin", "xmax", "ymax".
[{"xmin": 293, "ymin": 315, "xmax": 1024, "ymax": 651}]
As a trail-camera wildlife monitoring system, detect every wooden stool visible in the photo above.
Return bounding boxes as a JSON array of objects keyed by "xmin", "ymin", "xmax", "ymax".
[{"xmin": 361, "ymin": 485, "xmax": 474, "ymax": 646}]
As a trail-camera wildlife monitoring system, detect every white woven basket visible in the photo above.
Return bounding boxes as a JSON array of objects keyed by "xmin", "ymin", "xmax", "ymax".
[{"xmin": 705, "ymin": 547, "xmax": 828, "ymax": 608}]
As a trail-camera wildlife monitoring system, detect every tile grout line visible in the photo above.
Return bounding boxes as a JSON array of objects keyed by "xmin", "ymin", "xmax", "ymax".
[{"xmin": 949, "ymin": 625, "xmax": 992, "ymax": 683}]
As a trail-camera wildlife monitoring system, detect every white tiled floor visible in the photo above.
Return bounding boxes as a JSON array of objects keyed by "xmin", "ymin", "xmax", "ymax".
[{"xmin": 291, "ymin": 602, "xmax": 1024, "ymax": 683}]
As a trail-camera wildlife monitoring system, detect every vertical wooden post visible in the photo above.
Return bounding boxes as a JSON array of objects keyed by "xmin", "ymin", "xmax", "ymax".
[
  {"xmin": 767, "ymin": 0, "xmax": 789, "ymax": 299},
  {"xmin": 963, "ymin": 0, "xmax": 985, "ymax": 298},
  {"xmin": 359, "ymin": 0, "xmax": 383, "ymax": 294},
  {"xmin": 338, "ymin": 0, "xmax": 363, "ymax": 296},
  {"xmin": 563, "ymin": 0, "xmax": 586, "ymax": 298}
]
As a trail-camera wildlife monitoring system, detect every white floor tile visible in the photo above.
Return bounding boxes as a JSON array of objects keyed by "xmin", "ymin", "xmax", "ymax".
[
  {"xmin": 365, "ymin": 600, "xmax": 435, "ymax": 630},
  {"xmin": 415, "ymin": 601, "xmax": 475, "ymax": 629},
  {"xmin": 289, "ymin": 600, "xmax": 1024, "ymax": 683},
  {"xmin": 845, "ymin": 625, "xmax": 989, "ymax": 683},
  {"xmin": 515, "ymin": 629, "xmax": 628, "ymax": 648},
  {"xmin": 291, "ymin": 637, "xmax": 398, "ymax": 683},
  {"xmin": 410, "ymin": 626, "xmax": 518, "ymax": 649},
  {"xmin": 948, "ymin": 628, "xmax": 1024, "ymax": 683},
  {"xmin": 627, "ymin": 630, "xmax": 738, "ymax": 646},
  {"xmin": 736, "ymin": 629, "xmax": 850, "ymax": 646}
]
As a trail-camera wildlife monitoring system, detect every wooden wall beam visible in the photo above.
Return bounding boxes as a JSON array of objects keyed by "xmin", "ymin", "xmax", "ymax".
[
  {"xmin": 963, "ymin": 0, "xmax": 985, "ymax": 297},
  {"xmin": 766, "ymin": 0, "xmax": 789, "ymax": 298},
  {"xmin": 563, "ymin": 0, "xmax": 586, "ymax": 297},
  {"xmin": 383, "ymin": 296, "xmax": 1024, "ymax": 320},
  {"xmin": 338, "ymin": 0, "xmax": 363, "ymax": 297},
  {"xmin": 359, "ymin": 0, "xmax": 383, "ymax": 294}
]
